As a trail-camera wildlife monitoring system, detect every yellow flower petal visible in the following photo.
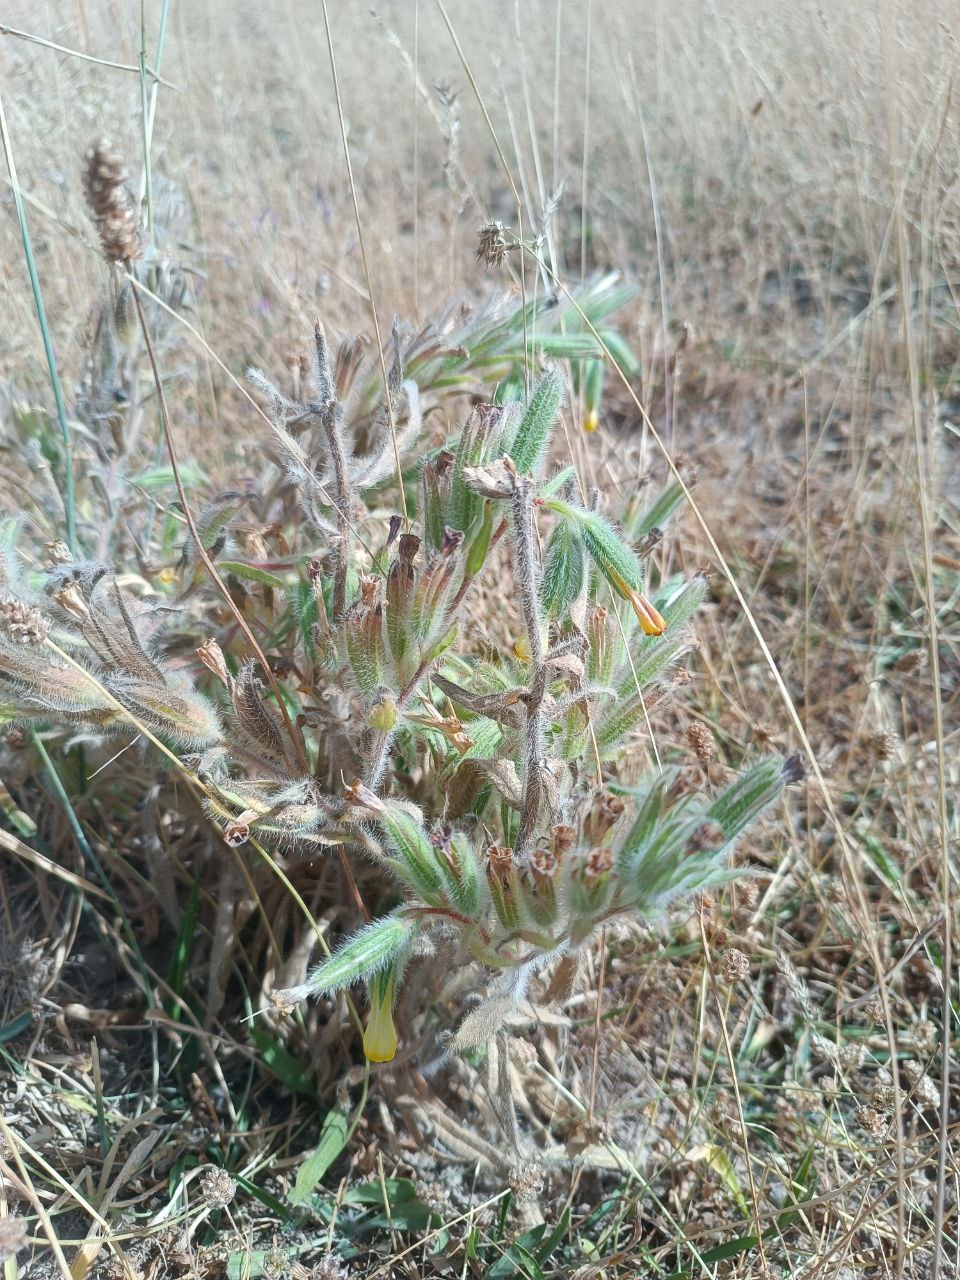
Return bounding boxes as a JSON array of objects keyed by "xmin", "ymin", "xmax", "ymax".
[
  {"xmin": 363, "ymin": 987, "xmax": 398, "ymax": 1062},
  {"xmin": 629, "ymin": 589, "xmax": 667, "ymax": 637}
]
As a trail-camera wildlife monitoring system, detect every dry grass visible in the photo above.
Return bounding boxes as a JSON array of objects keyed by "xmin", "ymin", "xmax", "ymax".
[{"xmin": 0, "ymin": 2, "xmax": 957, "ymax": 1278}]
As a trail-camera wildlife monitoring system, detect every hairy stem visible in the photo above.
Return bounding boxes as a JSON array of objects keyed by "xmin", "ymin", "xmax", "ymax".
[
  {"xmin": 512, "ymin": 479, "xmax": 547, "ymax": 859},
  {"xmin": 321, "ymin": 401, "xmax": 354, "ymax": 623}
]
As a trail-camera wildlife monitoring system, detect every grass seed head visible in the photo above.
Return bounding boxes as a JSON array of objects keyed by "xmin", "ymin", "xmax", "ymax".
[{"xmin": 83, "ymin": 139, "xmax": 141, "ymax": 264}]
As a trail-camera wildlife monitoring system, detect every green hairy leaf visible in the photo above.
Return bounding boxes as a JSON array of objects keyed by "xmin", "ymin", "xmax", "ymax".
[
  {"xmin": 300, "ymin": 913, "xmax": 417, "ymax": 997},
  {"xmin": 506, "ymin": 368, "xmax": 564, "ymax": 475}
]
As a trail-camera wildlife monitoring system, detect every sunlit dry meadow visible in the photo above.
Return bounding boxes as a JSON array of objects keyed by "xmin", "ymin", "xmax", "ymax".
[{"xmin": 0, "ymin": 2, "xmax": 957, "ymax": 1277}]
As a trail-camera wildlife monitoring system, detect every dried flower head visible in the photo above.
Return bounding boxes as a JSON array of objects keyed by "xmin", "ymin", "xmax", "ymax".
[
  {"xmin": 583, "ymin": 791, "xmax": 625, "ymax": 844},
  {"xmin": 260, "ymin": 1245, "xmax": 290, "ymax": 1279},
  {"xmin": 863, "ymin": 999, "xmax": 884, "ymax": 1025},
  {"xmin": 717, "ymin": 947, "xmax": 750, "ymax": 984},
  {"xmin": 863, "ymin": 731, "xmax": 897, "ymax": 762},
  {"xmin": 530, "ymin": 846, "xmax": 559, "ymax": 879},
  {"xmin": 902, "ymin": 1060, "xmax": 939, "ymax": 1107},
  {"xmin": 550, "ymin": 823, "xmax": 576, "ymax": 857},
  {"xmin": 0, "ymin": 1216, "xmax": 28, "ymax": 1263},
  {"xmin": 737, "ymin": 879, "xmax": 759, "ymax": 909},
  {"xmin": 83, "ymin": 139, "xmax": 141, "ymax": 264},
  {"xmin": 913, "ymin": 1019, "xmax": 938, "ymax": 1054},
  {"xmin": 476, "ymin": 220, "xmax": 511, "ymax": 268},
  {"xmin": 200, "ymin": 1166, "xmax": 236, "ymax": 1209},
  {"xmin": 44, "ymin": 539, "xmax": 73, "ymax": 566},
  {"xmin": 309, "ymin": 1255, "xmax": 351, "ymax": 1280},
  {"xmin": 584, "ymin": 846, "xmax": 613, "ymax": 880},
  {"xmin": 0, "ymin": 597, "xmax": 49, "ymax": 646},
  {"xmin": 686, "ymin": 721, "xmax": 716, "ymax": 764},
  {"xmin": 854, "ymin": 1105, "xmax": 887, "ymax": 1138},
  {"xmin": 508, "ymin": 1160, "xmax": 546, "ymax": 1203},
  {"xmin": 486, "ymin": 844, "xmax": 514, "ymax": 880}
]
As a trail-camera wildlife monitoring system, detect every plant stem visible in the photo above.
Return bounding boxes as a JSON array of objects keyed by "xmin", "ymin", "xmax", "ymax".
[
  {"xmin": 322, "ymin": 403, "xmax": 354, "ymax": 622},
  {"xmin": 512, "ymin": 478, "xmax": 547, "ymax": 858},
  {"xmin": 130, "ymin": 286, "xmax": 308, "ymax": 774}
]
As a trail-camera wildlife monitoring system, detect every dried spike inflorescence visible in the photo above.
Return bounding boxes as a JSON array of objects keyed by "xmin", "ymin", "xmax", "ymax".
[
  {"xmin": 83, "ymin": 139, "xmax": 141, "ymax": 264},
  {"xmin": 0, "ymin": 597, "xmax": 49, "ymax": 646}
]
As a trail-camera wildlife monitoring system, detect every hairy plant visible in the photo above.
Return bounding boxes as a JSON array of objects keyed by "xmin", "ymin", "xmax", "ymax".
[{"xmin": 0, "ymin": 144, "xmax": 801, "ymax": 1086}]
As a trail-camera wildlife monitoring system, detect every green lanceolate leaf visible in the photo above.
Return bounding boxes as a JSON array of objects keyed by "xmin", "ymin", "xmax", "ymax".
[
  {"xmin": 628, "ymin": 480, "xmax": 686, "ymax": 538},
  {"xmin": 304, "ymin": 912, "xmax": 417, "ymax": 996},
  {"xmin": 507, "ymin": 368, "xmax": 564, "ymax": 475},
  {"xmin": 288, "ymin": 1107, "xmax": 350, "ymax": 1205},
  {"xmin": 541, "ymin": 517, "xmax": 586, "ymax": 617},
  {"xmin": 706, "ymin": 757, "xmax": 788, "ymax": 842},
  {"xmin": 380, "ymin": 803, "xmax": 448, "ymax": 900}
]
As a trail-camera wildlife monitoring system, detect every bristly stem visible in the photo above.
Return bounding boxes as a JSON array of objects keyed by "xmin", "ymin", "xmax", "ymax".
[
  {"xmin": 0, "ymin": 89, "xmax": 77, "ymax": 554},
  {"xmin": 512, "ymin": 478, "xmax": 547, "ymax": 859},
  {"xmin": 130, "ymin": 287, "xmax": 307, "ymax": 771},
  {"xmin": 321, "ymin": 402, "xmax": 354, "ymax": 622},
  {"xmin": 132, "ymin": 285, "xmax": 371, "ymax": 924}
]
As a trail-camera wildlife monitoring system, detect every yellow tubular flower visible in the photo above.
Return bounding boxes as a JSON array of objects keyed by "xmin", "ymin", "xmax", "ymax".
[
  {"xmin": 627, "ymin": 587, "xmax": 668, "ymax": 636},
  {"xmin": 583, "ymin": 408, "xmax": 599, "ymax": 433},
  {"xmin": 363, "ymin": 978, "xmax": 398, "ymax": 1062},
  {"xmin": 608, "ymin": 568, "xmax": 667, "ymax": 636}
]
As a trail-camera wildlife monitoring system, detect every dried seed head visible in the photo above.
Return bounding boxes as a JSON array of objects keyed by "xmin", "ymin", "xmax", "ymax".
[
  {"xmin": 863, "ymin": 731, "xmax": 897, "ymax": 762},
  {"xmin": 486, "ymin": 844, "xmax": 514, "ymax": 881},
  {"xmin": 261, "ymin": 1246, "xmax": 288, "ymax": 1280},
  {"xmin": 550, "ymin": 823, "xmax": 576, "ymax": 857},
  {"xmin": 583, "ymin": 791, "xmax": 625, "ymax": 845},
  {"xmin": 476, "ymin": 220, "xmax": 510, "ymax": 268},
  {"xmin": 819, "ymin": 1077, "xmax": 840, "ymax": 1105},
  {"xmin": 508, "ymin": 1161, "xmax": 545, "ymax": 1203},
  {"xmin": 309, "ymin": 1254, "xmax": 351, "ymax": 1280},
  {"xmin": 0, "ymin": 1216, "xmax": 28, "ymax": 1263},
  {"xmin": 197, "ymin": 638, "xmax": 230, "ymax": 685},
  {"xmin": 863, "ymin": 999, "xmax": 884, "ymax": 1025},
  {"xmin": 530, "ymin": 846, "xmax": 559, "ymax": 879},
  {"xmin": 83, "ymin": 139, "xmax": 141, "ymax": 264},
  {"xmin": 686, "ymin": 721, "xmax": 716, "ymax": 764},
  {"xmin": 55, "ymin": 583, "xmax": 90, "ymax": 621},
  {"xmin": 462, "ymin": 456, "xmax": 518, "ymax": 499},
  {"xmin": 913, "ymin": 1019, "xmax": 938, "ymax": 1054},
  {"xmin": 223, "ymin": 820, "xmax": 251, "ymax": 847},
  {"xmin": 902, "ymin": 1060, "xmax": 939, "ymax": 1107},
  {"xmin": 398, "ymin": 533, "xmax": 421, "ymax": 564},
  {"xmin": 44, "ymin": 538, "xmax": 73, "ymax": 566},
  {"xmin": 737, "ymin": 879, "xmax": 759, "ymax": 909},
  {"xmin": 584, "ymin": 846, "xmax": 613, "ymax": 881},
  {"xmin": 717, "ymin": 946, "xmax": 750, "ymax": 984},
  {"xmin": 358, "ymin": 574, "xmax": 380, "ymax": 606},
  {"xmin": 344, "ymin": 779, "xmax": 386, "ymax": 813},
  {"xmin": 854, "ymin": 1105, "xmax": 887, "ymax": 1138},
  {"xmin": 870, "ymin": 1075, "xmax": 897, "ymax": 1112},
  {"xmin": 200, "ymin": 1166, "xmax": 236, "ymax": 1209},
  {"xmin": 0, "ymin": 597, "xmax": 49, "ymax": 646}
]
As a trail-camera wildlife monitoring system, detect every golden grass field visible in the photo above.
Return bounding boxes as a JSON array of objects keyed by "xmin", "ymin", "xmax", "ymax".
[{"xmin": 0, "ymin": 2, "xmax": 957, "ymax": 1278}]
